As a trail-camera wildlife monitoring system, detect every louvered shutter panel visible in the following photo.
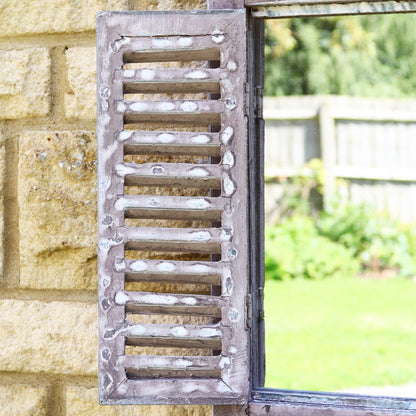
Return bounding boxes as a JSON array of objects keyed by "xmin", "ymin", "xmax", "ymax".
[{"xmin": 97, "ymin": 10, "xmax": 249, "ymax": 405}]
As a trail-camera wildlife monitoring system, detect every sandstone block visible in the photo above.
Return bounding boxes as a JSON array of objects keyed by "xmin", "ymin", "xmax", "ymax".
[
  {"xmin": 0, "ymin": 384, "xmax": 48, "ymax": 416},
  {"xmin": 65, "ymin": 47, "xmax": 96, "ymax": 120},
  {"xmin": 0, "ymin": 0, "xmax": 129, "ymax": 37},
  {"xmin": 0, "ymin": 49, "xmax": 50, "ymax": 119},
  {"xmin": 0, "ymin": 130, "xmax": 5, "ymax": 280},
  {"xmin": 0, "ymin": 300, "xmax": 97, "ymax": 375},
  {"xmin": 66, "ymin": 386, "xmax": 211, "ymax": 416},
  {"xmin": 19, "ymin": 131, "xmax": 97, "ymax": 290}
]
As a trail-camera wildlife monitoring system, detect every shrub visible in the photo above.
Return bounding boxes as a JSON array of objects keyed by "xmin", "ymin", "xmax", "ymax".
[
  {"xmin": 318, "ymin": 200, "xmax": 416, "ymax": 277},
  {"xmin": 265, "ymin": 216, "xmax": 360, "ymax": 280}
]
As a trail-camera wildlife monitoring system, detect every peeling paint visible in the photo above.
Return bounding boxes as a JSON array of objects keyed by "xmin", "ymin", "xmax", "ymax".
[
  {"xmin": 116, "ymin": 101, "xmax": 127, "ymax": 113},
  {"xmin": 227, "ymin": 60, "xmax": 238, "ymax": 72},
  {"xmin": 159, "ymin": 102, "xmax": 175, "ymax": 111},
  {"xmin": 152, "ymin": 165, "xmax": 165, "ymax": 175},
  {"xmin": 115, "ymin": 259, "xmax": 126, "ymax": 272},
  {"xmin": 141, "ymin": 294, "xmax": 178, "ymax": 305},
  {"xmin": 192, "ymin": 134, "xmax": 211, "ymax": 144}
]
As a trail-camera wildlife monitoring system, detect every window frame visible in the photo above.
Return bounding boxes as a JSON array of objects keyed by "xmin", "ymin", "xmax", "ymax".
[{"xmin": 210, "ymin": 1, "xmax": 416, "ymax": 415}]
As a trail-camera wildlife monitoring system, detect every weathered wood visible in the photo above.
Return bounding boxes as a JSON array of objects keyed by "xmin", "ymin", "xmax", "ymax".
[
  {"xmin": 123, "ymin": 259, "xmax": 223, "ymax": 285},
  {"xmin": 121, "ymin": 291, "xmax": 225, "ymax": 317},
  {"xmin": 122, "ymin": 133, "xmax": 221, "ymax": 157},
  {"xmin": 118, "ymin": 162, "xmax": 222, "ymax": 189},
  {"xmin": 208, "ymin": 0, "xmax": 245, "ymax": 9},
  {"xmin": 118, "ymin": 195, "xmax": 224, "ymax": 221},
  {"xmin": 98, "ymin": 10, "xmax": 249, "ymax": 405}
]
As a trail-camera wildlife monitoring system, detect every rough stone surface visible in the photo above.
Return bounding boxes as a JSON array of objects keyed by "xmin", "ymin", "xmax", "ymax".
[
  {"xmin": 0, "ymin": 384, "xmax": 48, "ymax": 416},
  {"xmin": 0, "ymin": 129, "xmax": 4, "ymax": 279},
  {"xmin": 0, "ymin": 300, "xmax": 97, "ymax": 375},
  {"xmin": 0, "ymin": 0, "xmax": 129, "ymax": 37},
  {"xmin": 19, "ymin": 131, "xmax": 97, "ymax": 290},
  {"xmin": 65, "ymin": 47, "xmax": 96, "ymax": 120},
  {"xmin": 132, "ymin": 0, "xmax": 206, "ymax": 9},
  {"xmin": 0, "ymin": 49, "xmax": 50, "ymax": 119},
  {"xmin": 66, "ymin": 386, "xmax": 211, "ymax": 416}
]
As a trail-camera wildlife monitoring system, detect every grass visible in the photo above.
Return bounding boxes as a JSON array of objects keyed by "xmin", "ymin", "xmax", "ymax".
[{"xmin": 264, "ymin": 277, "xmax": 416, "ymax": 392}]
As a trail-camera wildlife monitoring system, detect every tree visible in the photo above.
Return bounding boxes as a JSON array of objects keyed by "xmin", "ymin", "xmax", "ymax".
[{"xmin": 265, "ymin": 14, "xmax": 416, "ymax": 97}]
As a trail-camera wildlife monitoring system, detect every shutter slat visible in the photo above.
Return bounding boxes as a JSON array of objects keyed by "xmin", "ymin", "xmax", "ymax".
[
  {"xmin": 98, "ymin": 10, "xmax": 248, "ymax": 405},
  {"xmin": 124, "ymin": 323, "xmax": 222, "ymax": 349},
  {"xmin": 121, "ymin": 130, "xmax": 221, "ymax": 156},
  {"xmin": 117, "ymin": 195, "xmax": 224, "ymax": 221},
  {"xmin": 118, "ymin": 290, "xmax": 224, "ymax": 317},
  {"xmin": 117, "ymin": 162, "xmax": 222, "ymax": 188},
  {"xmin": 120, "ymin": 226, "xmax": 228, "ymax": 253},
  {"xmin": 123, "ymin": 259, "xmax": 223, "ymax": 285}
]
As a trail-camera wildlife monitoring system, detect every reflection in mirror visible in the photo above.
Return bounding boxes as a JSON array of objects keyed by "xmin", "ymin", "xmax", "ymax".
[{"xmin": 263, "ymin": 13, "xmax": 416, "ymax": 398}]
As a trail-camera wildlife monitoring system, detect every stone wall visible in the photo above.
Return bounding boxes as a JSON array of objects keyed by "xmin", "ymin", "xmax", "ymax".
[{"xmin": 0, "ymin": 1, "xmax": 211, "ymax": 415}]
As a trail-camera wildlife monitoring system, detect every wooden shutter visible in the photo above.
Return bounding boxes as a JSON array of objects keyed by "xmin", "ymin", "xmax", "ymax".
[{"xmin": 97, "ymin": 10, "xmax": 249, "ymax": 405}]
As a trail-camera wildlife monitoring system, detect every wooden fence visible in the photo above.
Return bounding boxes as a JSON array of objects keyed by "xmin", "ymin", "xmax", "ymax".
[{"xmin": 264, "ymin": 95, "xmax": 416, "ymax": 224}]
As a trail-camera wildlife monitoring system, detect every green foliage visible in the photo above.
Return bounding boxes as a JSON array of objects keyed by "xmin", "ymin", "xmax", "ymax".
[
  {"xmin": 265, "ymin": 14, "xmax": 416, "ymax": 97},
  {"xmin": 265, "ymin": 216, "xmax": 359, "ymax": 280},
  {"xmin": 318, "ymin": 200, "xmax": 416, "ymax": 276}
]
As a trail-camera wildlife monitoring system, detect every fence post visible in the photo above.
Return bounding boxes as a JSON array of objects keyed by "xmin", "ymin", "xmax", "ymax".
[{"xmin": 319, "ymin": 100, "xmax": 337, "ymax": 208}]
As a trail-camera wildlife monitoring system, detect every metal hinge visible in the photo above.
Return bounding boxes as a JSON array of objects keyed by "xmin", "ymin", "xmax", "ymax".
[
  {"xmin": 245, "ymin": 294, "xmax": 252, "ymax": 329},
  {"xmin": 254, "ymin": 86, "xmax": 263, "ymax": 119},
  {"xmin": 258, "ymin": 286, "xmax": 264, "ymax": 320}
]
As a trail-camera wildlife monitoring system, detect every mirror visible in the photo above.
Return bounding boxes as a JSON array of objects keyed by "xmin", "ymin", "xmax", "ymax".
[{"xmin": 263, "ymin": 13, "xmax": 416, "ymax": 397}]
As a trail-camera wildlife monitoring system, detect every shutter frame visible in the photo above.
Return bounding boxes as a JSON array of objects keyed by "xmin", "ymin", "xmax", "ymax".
[{"xmin": 97, "ymin": 10, "xmax": 250, "ymax": 405}]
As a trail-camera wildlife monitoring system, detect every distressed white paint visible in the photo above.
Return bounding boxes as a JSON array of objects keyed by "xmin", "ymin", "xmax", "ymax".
[
  {"xmin": 192, "ymin": 134, "xmax": 211, "ymax": 143},
  {"xmin": 188, "ymin": 167, "xmax": 209, "ymax": 177},
  {"xmin": 185, "ymin": 69, "xmax": 209, "ymax": 79},
  {"xmin": 158, "ymin": 132, "xmax": 175, "ymax": 143},
  {"xmin": 115, "ymin": 290, "xmax": 129, "ymax": 305},
  {"xmin": 116, "ymin": 101, "xmax": 127, "ymax": 113},
  {"xmin": 130, "ymin": 102, "xmax": 148, "ymax": 112},
  {"xmin": 190, "ymin": 230, "xmax": 212, "ymax": 241},
  {"xmin": 223, "ymin": 150, "xmax": 235, "ymax": 167},
  {"xmin": 212, "ymin": 30, "xmax": 225, "ymax": 44},
  {"xmin": 227, "ymin": 60, "xmax": 238, "ymax": 72},
  {"xmin": 220, "ymin": 126, "xmax": 234, "ymax": 145},
  {"xmin": 118, "ymin": 131, "xmax": 133, "ymax": 141},
  {"xmin": 115, "ymin": 163, "xmax": 136, "ymax": 177},
  {"xmin": 123, "ymin": 69, "xmax": 135, "ymax": 78},
  {"xmin": 200, "ymin": 328, "xmax": 221, "ymax": 338},
  {"xmin": 141, "ymin": 294, "xmax": 178, "ymax": 305},
  {"xmin": 171, "ymin": 326, "xmax": 188, "ymax": 337},
  {"xmin": 140, "ymin": 69, "xmax": 155, "ymax": 80},
  {"xmin": 222, "ymin": 173, "xmax": 236, "ymax": 196},
  {"xmin": 130, "ymin": 260, "xmax": 148, "ymax": 272},
  {"xmin": 181, "ymin": 101, "xmax": 198, "ymax": 112},
  {"xmin": 152, "ymin": 165, "xmax": 166, "ymax": 175},
  {"xmin": 130, "ymin": 325, "xmax": 146, "ymax": 336},
  {"xmin": 178, "ymin": 37, "xmax": 193, "ymax": 47},
  {"xmin": 152, "ymin": 38, "xmax": 172, "ymax": 48},
  {"xmin": 156, "ymin": 262, "xmax": 176, "ymax": 272},
  {"xmin": 186, "ymin": 198, "xmax": 211, "ymax": 209},
  {"xmin": 159, "ymin": 102, "xmax": 175, "ymax": 111},
  {"xmin": 182, "ymin": 297, "xmax": 197, "ymax": 306}
]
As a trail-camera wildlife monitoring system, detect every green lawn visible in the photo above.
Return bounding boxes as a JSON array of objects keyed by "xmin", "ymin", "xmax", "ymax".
[{"xmin": 264, "ymin": 277, "xmax": 416, "ymax": 391}]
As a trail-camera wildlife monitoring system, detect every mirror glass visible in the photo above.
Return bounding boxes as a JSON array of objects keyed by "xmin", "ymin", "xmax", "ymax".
[{"xmin": 264, "ymin": 13, "xmax": 416, "ymax": 397}]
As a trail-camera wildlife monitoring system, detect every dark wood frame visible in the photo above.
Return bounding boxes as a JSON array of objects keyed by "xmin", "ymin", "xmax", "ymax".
[{"xmin": 209, "ymin": 1, "xmax": 416, "ymax": 415}]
